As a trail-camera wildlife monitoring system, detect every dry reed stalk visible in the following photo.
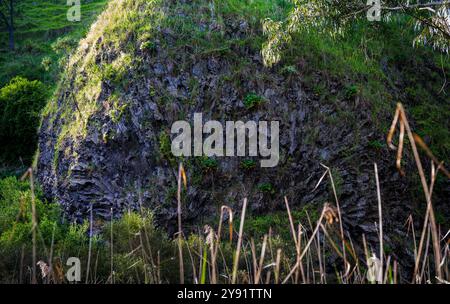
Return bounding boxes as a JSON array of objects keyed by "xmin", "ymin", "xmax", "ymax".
[
  {"xmin": 110, "ymin": 207, "xmax": 114, "ymax": 284},
  {"xmin": 284, "ymin": 197, "xmax": 302, "ymax": 283},
  {"xmin": 265, "ymin": 271, "xmax": 271, "ymax": 284},
  {"xmin": 284, "ymin": 197, "xmax": 298, "ymax": 245},
  {"xmin": 231, "ymin": 198, "xmax": 248, "ymax": 284},
  {"xmin": 413, "ymin": 161, "xmax": 440, "ymax": 282},
  {"xmin": 274, "ymin": 249, "xmax": 281, "ymax": 284},
  {"xmin": 138, "ymin": 188, "xmax": 157, "ymax": 282},
  {"xmin": 282, "ymin": 206, "xmax": 327, "ymax": 283},
  {"xmin": 384, "ymin": 256, "xmax": 392, "ymax": 284},
  {"xmin": 177, "ymin": 163, "xmax": 187, "ymax": 283},
  {"xmin": 204, "ymin": 225, "xmax": 216, "ymax": 284},
  {"xmin": 319, "ymin": 224, "xmax": 344, "ymax": 259},
  {"xmin": 198, "ymin": 239, "xmax": 203, "ymax": 283},
  {"xmin": 218, "ymin": 245, "xmax": 231, "ymax": 282},
  {"xmin": 216, "ymin": 206, "xmax": 233, "ymax": 247},
  {"xmin": 48, "ymin": 221, "xmax": 56, "ymax": 284},
  {"xmin": 157, "ymin": 251, "xmax": 161, "ymax": 284},
  {"xmin": 267, "ymin": 228, "xmax": 274, "ymax": 263},
  {"xmin": 303, "ymin": 212, "xmax": 314, "ymax": 283},
  {"xmin": 86, "ymin": 203, "xmax": 93, "ymax": 284},
  {"xmin": 297, "ymin": 223, "xmax": 306, "ymax": 283},
  {"xmin": 405, "ymin": 215, "xmax": 418, "ymax": 262},
  {"xmin": 374, "ymin": 163, "xmax": 384, "ymax": 283},
  {"xmin": 212, "ymin": 206, "xmax": 233, "ymax": 283},
  {"xmin": 250, "ymin": 239, "xmax": 257, "ymax": 283},
  {"xmin": 323, "ymin": 164, "xmax": 348, "ymax": 280},
  {"xmin": 413, "ymin": 134, "xmax": 450, "ymax": 178},
  {"xmin": 419, "ymin": 224, "xmax": 432, "ymax": 282},
  {"xmin": 393, "ymin": 261, "xmax": 398, "ymax": 284},
  {"xmin": 213, "ymin": 209, "xmax": 224, "ymax": 283},
  {"xmin": 387, "ymin": 103, "xmax": 444, "ymax": 281},
  {"xmin": 185, "ymin": 237, "xmax": 199, "ymax": 284},
  {"xmin": 347, "ymin": 235, "xmax": 361, "ymax": 281},
  {"xmin": 316, "ymin": 227, "xmax": 325, "ymax": 283},
  {"xmin": 25, "ymin": 168, "xmax": 37, "ymax": 284},
  {"xmin": 442, "ymin": 241, "xmax": 449, "ymax": 279},
  {"xmin": 242, "ymin": 243, "xmax": 252, "ymax": 283},
  {"xmin": 362, "ymin": 234, "xmax": 370, "ymax": 283},
  {"xmin": 255, "ymin": 234, "xmax": 268, "ymax": 284}
]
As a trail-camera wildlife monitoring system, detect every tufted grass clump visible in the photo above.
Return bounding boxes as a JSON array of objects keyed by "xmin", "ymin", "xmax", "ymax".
[
  {"xmin": 199, "ymin": 157, "xmax": 219, "ymax": 172},
  {"xmin": 243, "ymin": 92, "xmax": 265, "ymax": 109},
  {"xmin": 257, "ymin": 182, "xmax": 275, "ymax": 195},
  {"xmin": 240, "ymin": 159, "xmax": 257, "ymax": 170}
]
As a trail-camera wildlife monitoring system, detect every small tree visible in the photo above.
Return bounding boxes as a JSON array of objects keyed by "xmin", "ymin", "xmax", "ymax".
[{"xmin": 0, "ymin": 0, "xmax": 16, "ymax": 51}]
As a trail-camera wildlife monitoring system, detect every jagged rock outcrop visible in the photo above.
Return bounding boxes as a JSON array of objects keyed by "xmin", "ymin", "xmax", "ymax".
[{"xmin": 37, "ymin": 0, "xmax": 417, "ymax": 257}]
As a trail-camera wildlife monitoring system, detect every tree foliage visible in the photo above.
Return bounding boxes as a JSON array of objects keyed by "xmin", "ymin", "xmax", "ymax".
[
  {"xmin": 0, "ymin": 0, "xmax": 17, "ymax": 50},
  {"xmin": 0, "ymin": 77, "xmax": 48, "ymax": 163},
  {"xmin": 262, "ymin": 0, "xmax": 450, "ymax": 67}
]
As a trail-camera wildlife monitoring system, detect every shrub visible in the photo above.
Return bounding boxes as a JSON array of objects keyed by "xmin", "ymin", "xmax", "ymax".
[
  {"xmin": 140, "ymin": 41, "xmax": 157, "ymax": 53},
  {"xmin": 344, "ymin": 84, "xmax": 359, "ymax": 99},
  {"xmin": 0, "ymin": 77, "xmax": 48, "ymax": 164},
  {"xmin": 41, "ymin": 57, "xmax": 52, "ymax": 72},
  {"xmin": 240, "ymin": 159, "xmax": 257, "ymax": 170},
  {"xmin": 51, "ymin": 37, "xmax": 78, "ymax": 56},
  {"xmin": 158, "ymin": 131, "xmax": 175, "ymax": 163},
  {"xmin": 243, "ymin": 93, "xmax": 265, "ymax": 109},
  {"xmin": 199, "ymin": 157, "xmax": 218, "ymax": 171},
  {"xmin": 257, "ymin": 182, "xmax": 275, "ymax": 195}
]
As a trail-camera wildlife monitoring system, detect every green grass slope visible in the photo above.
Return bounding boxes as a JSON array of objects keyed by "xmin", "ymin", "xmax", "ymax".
[{"xmin": 0, "ymin": 0, "xmax": 108, "ymax": 87}]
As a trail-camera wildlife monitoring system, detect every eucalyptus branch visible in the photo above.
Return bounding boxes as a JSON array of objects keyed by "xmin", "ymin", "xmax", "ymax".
[{"xmin": 382, "ymin": 1, "xmax": 450, "ymax": 11}]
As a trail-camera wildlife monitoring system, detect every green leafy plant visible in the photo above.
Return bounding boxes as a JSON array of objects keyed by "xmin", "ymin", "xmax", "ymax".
[
  {"xmin": 243, "ymin": 93, "xmax": 265, "ymax": 109},
  {"xmin": 0, "ymin": 77, "xmax": 48, "ymax": 163},
  {"xmin": 140, "ymin": 41, "xmax": 157, "ymax": 53},
  {"xmin": 257, "ymin": 182, "xmax": 275, "ymax": 195},
  {"xmin": 369, "ymin": 140, "xmax": 384, "ymax": 150},
  {"xmin": 199, "ymin": 157, "xmax": 218, "ymax": 171},
  {"xmin": 344, "ymin": 84, "xmax": 359, "ymax": 99},
  {"xmin": 158, "ymin": 131, "xmax": 174, "ymax": 163},
  {"xmin": 281, "ymin": 64, "xmax": 298, "ymax": 75},
  {"xmin": 240, "ymin": 159, "xmax": 257, "ymax": 170},
  {"xmin": 51, "ymin": 36, "xmax": 79, "ymax": 56},
  {"xmin": 41, "ymin": 57, "xmax": 52, "ymax": 72}
]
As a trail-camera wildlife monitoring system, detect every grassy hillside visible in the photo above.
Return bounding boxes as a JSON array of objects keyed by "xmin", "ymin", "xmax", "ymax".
[
  {"xmin": 0, "ymin": 0, "xmax": 107, "ymax": 170},
  {"xmin": 258, "ymin": 12, "xmax": 449, "ymax": 160},
  {"xmin": 0, "ymin": 0, "xmax": 108, "ymax": 87}
]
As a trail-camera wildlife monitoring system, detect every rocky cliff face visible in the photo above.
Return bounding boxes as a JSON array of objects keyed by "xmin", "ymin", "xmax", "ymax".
[{"xmin": 37, "ymin": 0, "xmax": 415, "ymax": 254}]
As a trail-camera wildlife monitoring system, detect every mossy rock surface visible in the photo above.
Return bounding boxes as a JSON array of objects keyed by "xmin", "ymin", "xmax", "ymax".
[{"xmin": 36, "ymin": 0, "xmax": 447, "ymax": 267}]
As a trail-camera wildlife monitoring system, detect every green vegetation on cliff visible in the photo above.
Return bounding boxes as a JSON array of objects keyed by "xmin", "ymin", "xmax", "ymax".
[
  {"xmin": 0, "ymin": 0, "xmax": 107, "ymax": 86},
  {"xmin": 0, "ymin": 0, "xmax": 107, "ymax": 167},
  {"xmin": 0, "ymin": 0, "xmax": 448, "ymax": 284},
  {"xmin": 38, "ymin": 0, "xmax": 448, "ymax": 170},
  {"xmin": 1, "ymin": 0, "xmax": 447, "ymax": 169}
]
